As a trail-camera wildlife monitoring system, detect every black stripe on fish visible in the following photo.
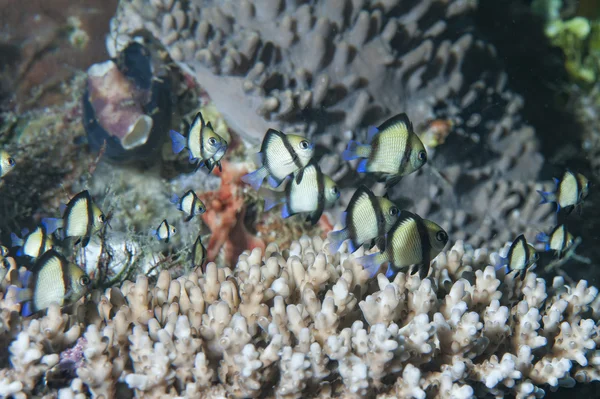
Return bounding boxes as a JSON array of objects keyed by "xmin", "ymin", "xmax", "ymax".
[
  {"xmin": 187, "ymin": 194, "xmax": 197, "ymax": 222},
  {"xmin": 507, "ymin": 234, "xmax": 529, "ymax": 279},
  {"xmin": 308, "ymin": 161, "xmax": 326, "ymax": 225},
  {"xmin": 414, "ymin": 214, "xmax": 431, "ymax": 279},
  {"xmin": 377, "ymin": 113, "xmax": 414, "ymax": 133},
  {"xmin": 198, "ymin": 113, "xmax": 206, "ymax": 159},
  {"xmin": 263, "ymin": 129, "xmax": 304, "ymax": 173},
  {"xmin": 165, "ymin": 220, "xmax": 172, "ymax": 243},
  {"xmin": 346, "ymin": 186, "xmax": 373, "ymax": 250},
  {"xmin": 369, "ymin": 189, "xmax": 387, "ymax": 252},
  {"xmin": 64, "ymin": 191, "xmax": 93, "ymax": 247},
  {"xmin": 37, "ymin": 226, "xmax": 48, "ymax": 258}
]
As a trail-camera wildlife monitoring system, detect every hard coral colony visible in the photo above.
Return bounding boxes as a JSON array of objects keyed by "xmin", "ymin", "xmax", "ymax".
[{"xmin": 0, "ymin": 1, "xmax": 598, "ymax": 399}]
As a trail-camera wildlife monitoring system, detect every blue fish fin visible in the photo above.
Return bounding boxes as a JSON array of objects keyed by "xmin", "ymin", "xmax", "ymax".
[
  {"xmin": 536, "ymin": 232, "xmax": 549, "ymax": 243},
  {"xmin": 327, "ymin": 228, "xmax": 349, "ymax": 254},
  {"xmin": 241, "ymin": 167, "xmax": 269, "ymax": 191},
  {"xmin": 385, "ymin": 265, "xmax": 396, "ymax": 279},
  {"xmin": 263, "ymin": 191, "xmax": 283, "ymax": 211},
  {"xmin": 268, "ymin": 175, "xmax": 284, "ymax": 188},
  {"xmin": 281, "ymin": 204, "xmax": 292, "ymax": 219},
  {"xmin": 357, "ymin": 159, "xmax": 368, "ymax": 173},
  {"xmin": 169, "ymin": 130, "xmax": 187, "ymax": 154},
  {"xmin": 536, "ymin": 190, "xmax": 555, "ymax": 205},
  {"xmin": 494, "ymin": 256, "xmax": 508, "ymax": 273},
  {"xmin": 367, "ymin": 126, "xmax": 379, "ymax": 142},
  {"xmin": 342, "ymin": 140, "xmax": 361, "ymax": 161},
  {"xmin": 41, "ymin": 218, "xmax": 63, "ymax": 234},
  {"xmin": 553, "ymin": 177, "xmax": 560, "ymax": 188},
  {"xmin": 354, "ymin": 253, "xmax": 385, "ymax": 278},
  {"xmin": 10, "ymin": 233, "xmax": 23, "ymax": 248},
  {"xmin": 149, "ymin": 229, "xmax": 157, "ymax": 238},
  {"xmin": 22, "ymin": 301, "xmax": 34, "ymax": 317},
  {"xmin": 170, "ymin": 194, "xmax": 180, "ymax": 205}
]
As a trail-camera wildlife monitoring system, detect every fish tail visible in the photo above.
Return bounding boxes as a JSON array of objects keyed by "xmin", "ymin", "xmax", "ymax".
[
  {"xmin": 342, "ymin": 140, "xmax": 365, "ymax": 161},
  {"xmin": 10, "ymin": 233, "xmax": 23, "ymax": 248},
  {"xmin": 263, "ymin": 190, "xmax": 284, "ymax": 211},
  {"xmin": 169, "ymin": 130, "xmax": 187, "ymax": 154},
  {"xmin": 354, "ymin": 252, "xmax": 386, "ymax": 278},
  {"xmin": 149, "ymin": 229, "xmax": 158, "ymax": 238},
  {"xmin": 356, "ymin": 159, "xmax": 368, "ymax": 173},
  {"xmin": 281, "ymin": 204, "xmax": 292, "ymax": 219},
  {"xmin": 267, "ymin": 175, "xmax": 284, "ymax": 188},
  {"xmin": 536, "ymin": 232, "xmax": 549, "ymax": 243},
  {"xmin": 170, "ymin": 194, "xmax": 180, "ymax": 206},
  {"xmin": 536, "ymin": 190, "xmax": 556, "ymax": 205},
  {"xmin": 241, "ymin": 166, "xmax": 268, "ymax": 191},
  {"xmin": 327, "ymin": 228, "xmax": 349, "ymax": 254},
  {"xmin": 22, "ymin": 302, "xmax": 34, "ymax": 317},
  {"xmin": 367, "ymin": 126, "xmax": 379, "ymax": 142},
  {"xmin": 41, "ymin": 218, "xmax": 63, "ymax": 234}
]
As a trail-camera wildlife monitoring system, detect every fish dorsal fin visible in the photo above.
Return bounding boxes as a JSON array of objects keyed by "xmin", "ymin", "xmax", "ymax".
[
  {"xmin": 377, "ymin": 113, "xmax": 414, "ymax": 135},
  {"xmin": 261, "ymin": 128, "xmax": 285, "ymax": 154}
]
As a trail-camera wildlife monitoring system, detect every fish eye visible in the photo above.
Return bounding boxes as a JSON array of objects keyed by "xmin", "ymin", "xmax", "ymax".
[
  {"xmin": 208, "ymin": 137, "xmax": 217, "ymax": 145},
  {"xmin": 99, "ymin": 214, "xmax": 106, "ymax": 223},
  {"xmin": 80, "ymin": 276, "xmax": 90, "ymax": 286},
  {"xmin": 418, "ymin": 151, "xmax": 427, "ymax": 162},
  {"xmin": 172, "ymin": 228, "xmax": 177, "ymax": 234},
  {"xmin": 299, "ymin": 140, "xmax": 310, "ymax": 150},
  {"xmin": 436, "ymin": 231, "xmax": 448, "ymax": 242},
  {"xmin": 332, "ymin": 187, "xmax": 339, "ymax": 196},
  {"xmin": 389, "ymin": 206, "xmax": 399, "ymax": 216},
  {"xmin": 7, "ymin": 158, "xmax": 15, "ymax": 167}
]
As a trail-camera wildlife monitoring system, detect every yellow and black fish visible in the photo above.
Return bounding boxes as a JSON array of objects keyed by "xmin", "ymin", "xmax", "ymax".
[
  {"xmin": 151, "ymin": 219, "xmax": 177, "ymax": 243},
  {"xmin": 536, "ymin": 225, "xmax": 574, "ymax": 258},
  {"xmin": 0, "ymin": 245, "xmax": 8, "ymax": 257},
  {"xmin": 496, "ymin": 234, "xmax": 538, "ymax": 280},
  {"xmin": 170, "ymin": 112, "xmax": 228, "ymax": 170},
  {"xmin": 263, "ymin": 161, "xmax": 340, "ymax": 225},
  {"xmin": 0, "ymin": 256, "xmax": 11, "ymax": 283},
  {"xmin": 242, "ymin": 129, "xmax": 314, "ymax": 191},
  {"xmin": 191, "ymin": 234, "xmax": 207, "ymax": 269},
  {"xmin": 342, "ymin": 113, "xmax": 427, "ymax": 188},
  {"xmin": 354, "ymin": 211, "xmax": 448, "ymax": 279},
  {"xmin": 12, "ymin": 250, "xmax": 91, "ymax": 316},
  {"xmin": 171, "ymin": 190, "xmax": 206, "ymax": 222},
  {"xmin": 537, "ymin": 170, "xmax": 589, "ymax": 214},
  {"xmin": 327, "ymin": 185, "xmax": 400, "ymax": 254},
  {"xmin": 10, "ymin": 226, "xmax": 54, "ymax": 259},
  {"xmin": 0, "ymin": 150, "xmax": 15, "ymax": 180},
  {"xmin": 42, "ymin": 190, "xmax": 106, "ymax": 247}
]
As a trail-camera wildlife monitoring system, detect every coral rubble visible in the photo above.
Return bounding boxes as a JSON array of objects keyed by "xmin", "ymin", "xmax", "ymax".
[{"xmin": 1, "ymin": 237, "xmax": 600, "ymax": 398}]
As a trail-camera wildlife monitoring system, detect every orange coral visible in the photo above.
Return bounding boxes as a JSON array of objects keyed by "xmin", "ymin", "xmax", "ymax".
[{"xmin": 199, "ymin": 160, "xmax": 265, "ymax": 268}]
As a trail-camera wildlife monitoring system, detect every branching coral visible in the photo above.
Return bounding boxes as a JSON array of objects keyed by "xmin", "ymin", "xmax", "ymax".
[{"xmin": 1, "ymin": 236, "xmax": 600, "ymax": 398}]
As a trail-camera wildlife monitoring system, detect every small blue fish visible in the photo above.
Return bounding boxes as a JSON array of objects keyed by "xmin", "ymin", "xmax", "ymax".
[
  {"xmin": 342, "ymin": 113, "xmax": 427, "ymax": 188},
  {"xmin": 170, "ymin": 190, "xmax": 206, "ymax": 222},
  {"xmin": 537, "ymin": 170, "xmax": 589, "ymax": 214},
  {"xmin": 495, "ymin": 235, "xmax": 538, "ymax": 280},
  {"xmin": 242, "ymin": 129, "xmax": 314, "ymax": 191},
  {"xmin": 536, "ymin": 225, "xmax": 574, "ymax": 258},
  {"xmin": 150, "ymin": 219, "xmax": 177, "ymax": 243},
  {"xmin": 170, "ymin": 112, "xmax": 227, "ymax": 170}
]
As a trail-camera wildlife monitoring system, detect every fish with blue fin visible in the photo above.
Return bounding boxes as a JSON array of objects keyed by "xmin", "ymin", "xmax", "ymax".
[
  {"xmin": 10, "ymin": 225, "xmax": 54, "ymax": 259},
  {"xmin": 191, "ymin": 234, "xmax": 208, "ymax": 269},
  {"xmin": 536, "ymin": 224, "xmax": 574, "ymax": 258},
  {"xmin": 342, "ymin": 113, "xmax": 427, "ymax": 188},
  {"xmin": 150, "ymin": 219, "xmax": 177, "ymax": 243},
  {"xmin": 242, "ymin": 129, "xmax": 314, "ymax": 191},
  {"xmin": 0, "ymin": 245, "xmax": 8, "ymax": 257},
  {"xmin": 263, "ymin": 161, "xmax": 339, "ymax": 225},
  {"xmin": 169, "ymin": 112, "xmax": 228, "ymax": 170},
  {"xmin": 171, "ymin": 190, "xmax": 206, "ymax": 222},
  {"xmin": 495, "ymin": 234, "xmax": 538, "ymax": 280},
  {"xmin": 327, "ymin": 185, "xmax": 400, "ymax": 254},
  {"xmin": 354, "ymin": 211, "xmax": 448, "ymax": 280},
  {"xmin": 41, "ymin": 190, "xmax": 106, "ymax": 248},
  {"xmin": 537, "ymin": 170, "xmax": 589, "ymax": 214},
  {"xmin": 10, "ymin": 250, "xmax": 91, "ymax": 316}
]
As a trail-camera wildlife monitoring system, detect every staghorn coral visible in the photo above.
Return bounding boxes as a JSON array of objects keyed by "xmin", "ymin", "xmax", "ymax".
[{"xmin": 2, "ymin": 236, "xmax": 600, "ymax": 398}]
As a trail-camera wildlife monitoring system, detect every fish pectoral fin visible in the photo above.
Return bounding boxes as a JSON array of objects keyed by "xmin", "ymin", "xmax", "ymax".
[
  {"xmin": 307, "ymin": 211, "xmax": 321, "ymax": 226},
  {"xmin": 384, "ymin": 175, "xmax": 403, "ymax": 189}
]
